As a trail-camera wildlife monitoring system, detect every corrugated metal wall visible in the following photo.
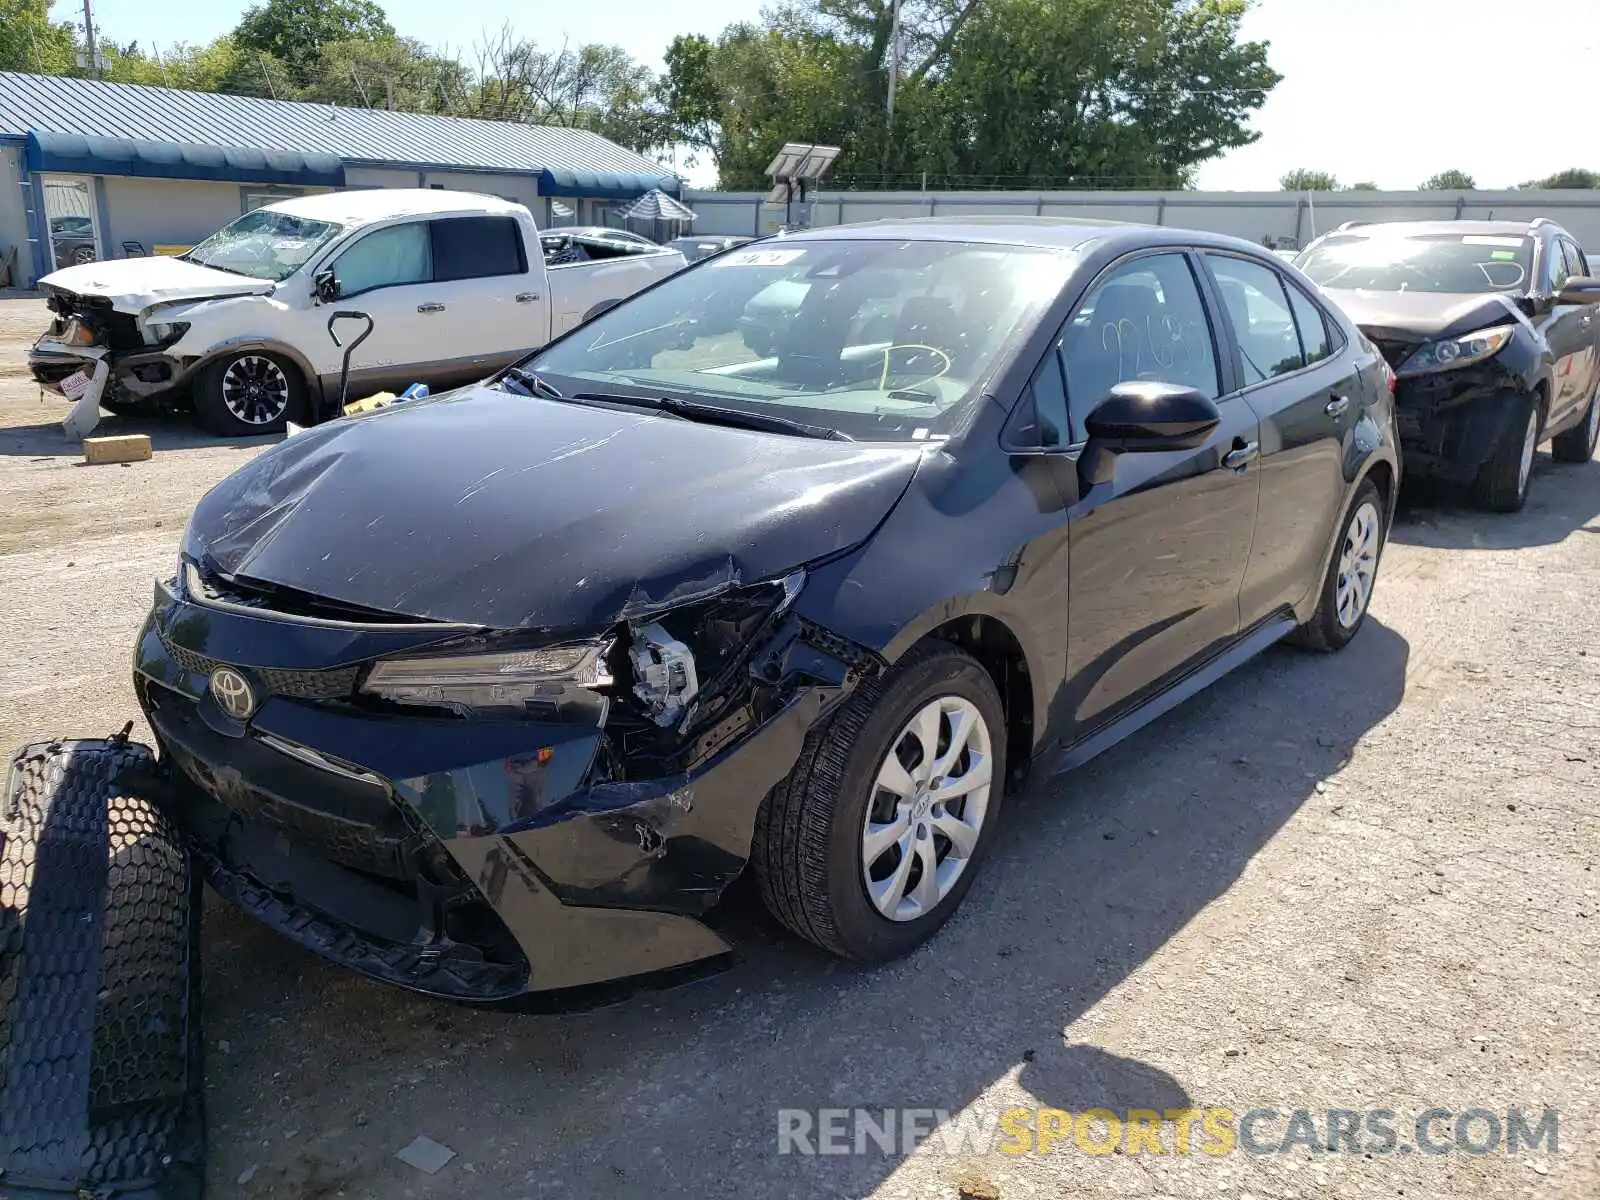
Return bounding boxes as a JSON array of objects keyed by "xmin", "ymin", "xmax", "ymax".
[{"xmin": 687, "ymin": 189, "xmax": 1600, "ymax": 253}]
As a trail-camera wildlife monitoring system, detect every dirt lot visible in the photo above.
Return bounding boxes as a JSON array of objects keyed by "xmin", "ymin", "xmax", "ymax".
[{"xmin": 1, "ymin": 292, "xmax": 1597, "ymax": 1199}]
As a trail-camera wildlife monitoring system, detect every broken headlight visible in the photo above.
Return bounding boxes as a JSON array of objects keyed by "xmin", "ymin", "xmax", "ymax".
[
  {"xmin": 361, "ymin": 643, "xmax": 613, "ymax": 723},
  {"xmin": 60, "ymin": 317, "xmax": 97, "ymax": 347},
  {"xmin": 625, "ymin": 570, "xmax": 806, "ymax": 729},
  {"xmin": 1396, "ymin": 324, "xmax": 1514, "ymax": 376}
]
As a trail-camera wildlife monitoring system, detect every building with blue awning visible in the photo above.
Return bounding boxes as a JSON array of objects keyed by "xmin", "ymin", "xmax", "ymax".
[{"xmin": 0, "ymin": 71, "xmax": 682, "ymax": 285}]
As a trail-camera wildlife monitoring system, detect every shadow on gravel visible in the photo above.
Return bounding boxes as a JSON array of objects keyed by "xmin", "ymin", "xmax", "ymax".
[
  {"xmin": 1389, "ymin": 454, "xmax": 1600, "ymax": 551},
  {"xmin": 0, "ymin": 407, "xmax": 278, "ymax": 458},
  {"xmin": 196, "ymin": 618, "xmax": 1409, "ymax": 1198}
]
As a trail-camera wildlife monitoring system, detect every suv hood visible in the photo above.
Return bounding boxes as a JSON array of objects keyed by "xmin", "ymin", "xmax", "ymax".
[
  {"xmin": 1321, "ymin": 288, "xmax": 1522, "ymax": 342},
  {"xmin": 40, "ymin": 256, "xmax": 274, "ymax": 311},
  {"xmin": 184, "ymin": 387, "xmax": 924, "ymax": 631}
]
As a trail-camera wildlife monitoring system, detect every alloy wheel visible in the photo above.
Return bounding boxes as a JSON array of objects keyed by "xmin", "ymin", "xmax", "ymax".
[
  {"xmin": 861, "ymin": 696, "xmax": 994, "ymax": 922},
  {"xmin": 1335, "ymin": 500, "xmax": 1381, "ymax": 629},
  {"xmin": 221, "ymin": 355, "xmax": 291, "ymax": 426},
  {"xmin": 1587, "ymin": 393, "xmax": 1600, "ymax": 454},
  {"xmin": 1517, "ymin": 408, "xmax": 1539, "ymax": 495}
]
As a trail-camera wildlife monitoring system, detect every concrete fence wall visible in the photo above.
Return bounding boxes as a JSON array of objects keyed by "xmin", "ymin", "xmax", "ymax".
[{"xmin": 684, "ymin": 188, "xmax": 1600, "ymax": 253}]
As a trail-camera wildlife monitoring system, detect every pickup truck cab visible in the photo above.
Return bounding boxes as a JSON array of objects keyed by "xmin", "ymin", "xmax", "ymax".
[{"xmin": 29, "ymin": 189, "xmax": 686, "ymax": 436}]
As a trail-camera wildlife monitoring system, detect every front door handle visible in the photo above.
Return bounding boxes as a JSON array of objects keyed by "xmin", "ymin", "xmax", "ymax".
[
  {"xmin": 1325, "ymin": 394, "xmax": 1351, "ymax": 417},
  {"xmin": 417, "ymin": 302, "xmax": 446, "ymax": 314},
  {"xmin": 516, "ymin": 292, "xmax": 541, "ymax": 303},
  {"xmin": 1222, "ymin": 441, "xmax": 1260, "ymax": 470}
]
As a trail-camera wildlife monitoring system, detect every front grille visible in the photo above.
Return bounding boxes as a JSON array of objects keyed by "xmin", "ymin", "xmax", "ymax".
[
  {"xmin": 145, "ymin": 682, "xmax": 415, "ymax": 880},
  {"xmin": 159, "ymin": 633, "xmax": 360, "ymax": 701}
]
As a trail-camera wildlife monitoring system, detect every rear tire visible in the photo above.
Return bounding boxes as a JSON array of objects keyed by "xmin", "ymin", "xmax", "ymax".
[
  {"xmin": 192, "ymin": 350, "xmax": 305, "ymax": 437},
  {"xmin": 1294, "ymin": 477, "xmax": 1385, "ymax": 653},
  {"xmin": 1472, "ymin": 398, "xmax": 1540, "ymax": 512},
  {"xmin": 753, "ymin": 642, "xmax": 1007, "ymax": 963},
  {"xmin": 1551, "ymin": 382, "xmax": 1600, "ymax": 463}
]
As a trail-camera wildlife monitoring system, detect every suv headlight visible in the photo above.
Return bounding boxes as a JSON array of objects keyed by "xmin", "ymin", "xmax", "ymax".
[
  {"xmin": 362, "ymin": 643, "xmax": 613, "ymax": 722},
  {"xmin": 1396, "ymin": 324, "xmax": 1514, "ymax": 377}
]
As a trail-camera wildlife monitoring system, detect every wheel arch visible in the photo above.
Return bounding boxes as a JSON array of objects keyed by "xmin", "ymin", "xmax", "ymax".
[
  {"xmin": 878, "ymin": 599, "xmax": 1050, "ymax": 788},
  {"xmin": 186, "ymin": 337, "xmax": 319, "ymax": 401}
]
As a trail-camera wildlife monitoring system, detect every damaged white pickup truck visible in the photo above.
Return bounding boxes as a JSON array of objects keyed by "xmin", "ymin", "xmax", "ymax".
[{"xmin": 28, "ymin": 189, "xmax": 686, "ymax": 437}]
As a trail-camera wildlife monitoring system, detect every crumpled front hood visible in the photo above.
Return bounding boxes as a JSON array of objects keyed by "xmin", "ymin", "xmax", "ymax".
[
  {"xmin": 185, "ymin": 387, "xmax": 925, "ymax": 631},
  {"xmin": 40, "ymin": 256, "xmax": 274, "ymax": 311},
  {"xmin": 1322, "ymin": 288, "xmax": 1523, "ymax": 342}
]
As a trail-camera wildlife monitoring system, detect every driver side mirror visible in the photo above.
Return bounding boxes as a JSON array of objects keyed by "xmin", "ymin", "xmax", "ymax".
[
  {"xmin": 1079, "ymin": 381, "xmax": 1222, "ymax": 488},
  {"xmin": 1556, "ymin": 276, "xmax": 1600, "ymax": 307},
  {"xmin": 313, "ymin": 269, "xmax": 340, "ymax": 304}
]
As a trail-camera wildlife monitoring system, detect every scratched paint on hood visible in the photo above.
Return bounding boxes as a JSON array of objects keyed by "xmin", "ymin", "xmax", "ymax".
[{"xmin": 185, "ymin": 386, "xmax": 925, "ymax": 632}]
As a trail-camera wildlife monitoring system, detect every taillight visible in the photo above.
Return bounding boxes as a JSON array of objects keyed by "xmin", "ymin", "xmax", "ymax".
[{"xmin": 1382, "ymin": 360, "xmax": 1396, "ymax": 395}]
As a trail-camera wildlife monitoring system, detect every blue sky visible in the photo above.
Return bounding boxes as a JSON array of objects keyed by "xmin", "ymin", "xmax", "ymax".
[{"xmin": 91, "ymin": 0, "xmax": 1599, "ymax": 191}]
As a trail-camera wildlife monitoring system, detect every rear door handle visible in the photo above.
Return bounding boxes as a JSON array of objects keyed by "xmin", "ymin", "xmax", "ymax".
[
  {"xmin": 516, "ymin": 292, "xmax": 541, "ymax": 303},
  {"xmin": 417, "ymin": 302, "xmax": 446, "ymax": 314},
  {"xmin": 1325, "ymin": 394, "xmax": 1351, "ymax": 417},
  {"xmin": 1222, "ymin": 441, "xmax": 1260, "ymax": 470}
]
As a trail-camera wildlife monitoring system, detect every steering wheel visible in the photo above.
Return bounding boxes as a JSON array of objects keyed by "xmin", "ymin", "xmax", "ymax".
[{"xmin": 877, "ymin": 343, "xmax": 953, "ymax": 392}]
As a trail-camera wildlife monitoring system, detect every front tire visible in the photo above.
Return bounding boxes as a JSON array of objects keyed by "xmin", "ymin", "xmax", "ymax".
[
  {"xmin": 753, "ymin": 642, "xmax": 1007, "ymax": 962},
  {"xmin": 1294, "ymin": 477, "xmax": 1386, "ymax": 653},
  {"xmin": 1473, "ymin": 398, "xmax": 1540, "ymax": 511},
  {"xmin": 192, "ymin": 351, "xmax": 304, "ymax": 437},
  {"xmin": 1551, "ymin": 381, "xmax": 1600, "ymax": 463}
]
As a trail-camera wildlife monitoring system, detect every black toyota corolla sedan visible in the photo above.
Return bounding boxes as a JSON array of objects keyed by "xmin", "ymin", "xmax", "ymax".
[{"xmin": 135, "ymin": 218, "xmax": 1400, "ymax": 1004}]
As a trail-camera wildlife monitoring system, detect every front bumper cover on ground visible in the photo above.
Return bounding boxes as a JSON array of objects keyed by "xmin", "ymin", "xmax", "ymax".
[
  {"xmin": 0, "ymin": 739, "xmax": 205, "ymax": 1200},
  {"xmin": 132, "ymin": 575, "xmax": 868, "ymax": 1006}
]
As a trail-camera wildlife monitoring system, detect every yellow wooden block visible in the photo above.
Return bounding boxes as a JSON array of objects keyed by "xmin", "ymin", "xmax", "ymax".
[{"xmin": 83, "ymin": 434, "xmax": 153, "ymax": 464}]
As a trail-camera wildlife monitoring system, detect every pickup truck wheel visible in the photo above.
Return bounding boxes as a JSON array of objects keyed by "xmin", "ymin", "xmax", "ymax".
[
  {"xmin": 193, "ymin": 351, "xmax": 304, "ymax": 437},
  {"xmin": 752, "ymin": 642, "xmax": 1006, "ymax": 963},
  {"xmin": 1472, "ymin": 399, "xmax": 1540, "ymax": 512},
  {"xmin": 1551, "ymin": 382, "xmax": 1600, "ymax": 463}
]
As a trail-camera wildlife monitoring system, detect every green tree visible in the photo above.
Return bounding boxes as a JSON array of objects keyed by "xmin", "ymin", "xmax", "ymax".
[
  {"xmin": 1280, "ymin": 168, "xmax": 1339, "ymax": 191},
  {"xmin": 0, "ymin": 0, "xmax": 75, "ymax": 73},
  {"xmin": 1522, "ymin": 167, "xmax": 1600, "ymax": 189},
  {"xmin": 296, "ymin": 36, "xmax": 469, "ymax": 112},
  {"xmin": 1419, "ymin": 169, "xmax": 1475, "ymax": 190},
  {"xmin": 662, "ymin": 0, "xmax": 1279, "ymax": 190},
  {"xmin": 234, "ymin": 0, "xmax": 394, "ymax": 84},
  {"xmin": 1348, "ymin": 181, "xmax": 1378, "ymax": 191}
]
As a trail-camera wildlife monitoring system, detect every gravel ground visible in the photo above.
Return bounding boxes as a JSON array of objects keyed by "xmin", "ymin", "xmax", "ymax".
[{"xmin": 1, "ymin": 293, "xmax": 1596, "ymax": 1200}]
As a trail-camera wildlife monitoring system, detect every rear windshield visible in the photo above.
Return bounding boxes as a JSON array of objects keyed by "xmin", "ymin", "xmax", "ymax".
[{"xmin": 1297, "ymin": 233, "xmax": 1533, "ymax": 294}]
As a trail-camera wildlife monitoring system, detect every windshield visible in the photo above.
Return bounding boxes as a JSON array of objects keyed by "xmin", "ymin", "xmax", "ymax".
[
  {"xmin": 1298, "ymin": 233, "xmax": 1534, "ymax": 294},
  {"xmin": 523, "ymin": 239, "xmax": 1074, "ymax": 441},
  {"xmin": 184, "ymin": 208, "xmax": 343, "ymax": 282}
]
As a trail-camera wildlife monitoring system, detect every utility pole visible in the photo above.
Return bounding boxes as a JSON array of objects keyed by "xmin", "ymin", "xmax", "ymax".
[
  {"xmin": 885, "ymin": 0, "xmax": 903, "ymax": 124},
  {"xmin": 77, "ymin": 0, "xmax": 107, "ymax": 75}
]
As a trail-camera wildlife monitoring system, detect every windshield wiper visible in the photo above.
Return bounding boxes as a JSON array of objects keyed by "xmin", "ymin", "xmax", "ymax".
[
  {"xmin": 502, "ymin": 367, "xmax": 565, "ymax": 399},
  {"xmin": 572, "ymin": 391, "xmax": 851, "ymax": 441}
]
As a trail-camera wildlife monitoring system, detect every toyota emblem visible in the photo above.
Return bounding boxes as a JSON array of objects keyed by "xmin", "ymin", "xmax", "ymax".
[{"xmin": 209, "ymin": 667, "xmax": 257, "ymax": 721}]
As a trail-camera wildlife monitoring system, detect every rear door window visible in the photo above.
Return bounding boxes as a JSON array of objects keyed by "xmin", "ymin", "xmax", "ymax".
[
  {"xmin": 431, "ymin": 216, "xmax": 527, "ymax": 282},
  {"xmin": 1206, "ymin": 255, "xmax": 1306, "ymax": 384}
]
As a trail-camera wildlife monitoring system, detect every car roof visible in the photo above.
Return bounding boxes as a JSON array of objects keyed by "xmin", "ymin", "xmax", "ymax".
[
  {"xmin": 1315, "ymin": 219, "xmax": 1546, "ymax": 240},
  {"xmin": 780, "ymin": 215, "xmax": 1274, "ymax": 257},
  {"xmin": 266, "ymin": 188, "xmax": 524, "ymax": 225}
]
